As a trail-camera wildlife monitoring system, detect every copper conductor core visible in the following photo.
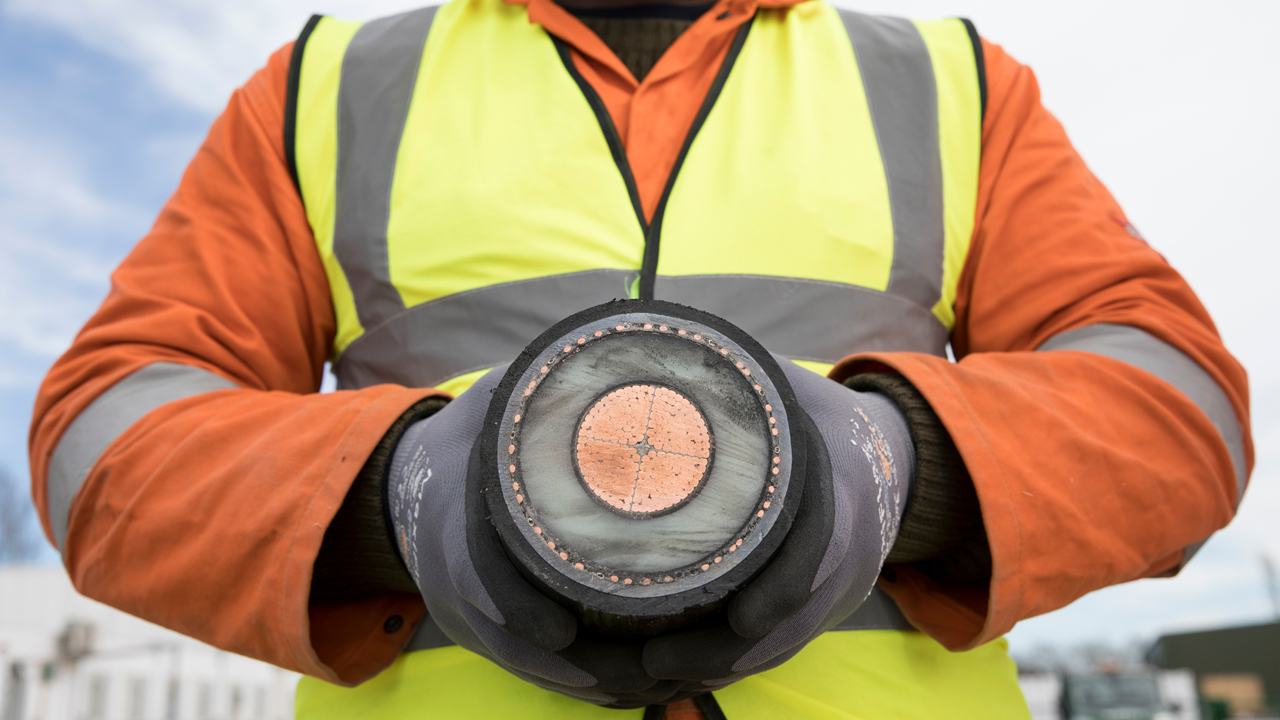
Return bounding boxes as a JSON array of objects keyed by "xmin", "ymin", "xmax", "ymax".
[{"xmin": 575, "ymin": 384, "xmax": 712, "ymax": 517}]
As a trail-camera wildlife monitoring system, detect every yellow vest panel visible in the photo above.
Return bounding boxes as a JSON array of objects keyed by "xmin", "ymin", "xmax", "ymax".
[{"xmin": 297, "ymin": 633, "xmax": 1029, "ymax": 719}]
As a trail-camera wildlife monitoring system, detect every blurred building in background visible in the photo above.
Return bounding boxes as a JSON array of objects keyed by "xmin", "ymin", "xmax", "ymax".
[
  {"xmin": 0, "ymin": 567, "xmax": 297, "ymax": 720},
  {"xmin": 1148, "ymin": 622, "xmax": 1280, "ymax": 719},
  {"xmin": 1015, "ymin": 620, "xmax": 1280, "ymax": 720}
]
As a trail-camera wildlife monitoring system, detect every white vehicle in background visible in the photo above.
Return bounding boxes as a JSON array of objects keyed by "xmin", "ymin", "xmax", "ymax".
[{"xmin": 1019, "ymin": 669, "xmax": 1198, "ymax": 720}]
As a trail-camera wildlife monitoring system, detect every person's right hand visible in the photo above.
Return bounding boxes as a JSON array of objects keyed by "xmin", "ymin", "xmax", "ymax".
[
  {"xmin": 386, "ymin": 366, "xmax": 679, "ymax": 707},
  {"xmin": 642, "ymin": 356, "xmax": 914, "ymax": 687}
]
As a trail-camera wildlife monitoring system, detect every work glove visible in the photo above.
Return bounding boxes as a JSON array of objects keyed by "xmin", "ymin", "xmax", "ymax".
[
  {"xmin": 386, "ymin": 367, "xmax": 675, "ymax": 707},
  {"xmin": 643, "ymin": 356, "xmax": 914, "ymax": 687}
]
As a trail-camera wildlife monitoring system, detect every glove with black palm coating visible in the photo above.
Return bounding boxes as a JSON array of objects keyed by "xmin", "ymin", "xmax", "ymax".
[
  {"xmin": 387, "ymin": 367, "xmax": 680, "ymax": 707},
  {"xmin": 642, "ymin": 357, "xmax": 914, "ymax": 687}
]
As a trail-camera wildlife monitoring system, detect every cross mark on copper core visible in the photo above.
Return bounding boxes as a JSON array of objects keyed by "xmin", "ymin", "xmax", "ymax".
[{"xmin": 575, "ymin": 385, "xmax": 711, "ymax": 516}]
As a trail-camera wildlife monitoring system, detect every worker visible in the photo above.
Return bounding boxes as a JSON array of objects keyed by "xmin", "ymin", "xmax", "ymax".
[{"xmin": 28, "ymin": 0, "xmax": 1252, "ymax": 716}]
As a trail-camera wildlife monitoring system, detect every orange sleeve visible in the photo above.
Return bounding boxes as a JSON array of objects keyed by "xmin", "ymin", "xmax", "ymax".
[
  {"xmin": 28, "ymin": 44, "xmax": 444, "ymax": 685},
  {"xmin": 832, "ymin": 40, "xmax": 1253, "ymax": 649}
]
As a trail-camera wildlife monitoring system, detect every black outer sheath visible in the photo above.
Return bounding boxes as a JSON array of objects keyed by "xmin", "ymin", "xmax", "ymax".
[
  {"xmin": 477, "ymin": 299, "xmax": 808, "ymax": 636},
  {"xmin": 284, "ymin": 14, "xmax": 323, "ymax": 195},
  {"xmin": 960, "ymin": 18, "xmax": 987, "ymax": 121}
]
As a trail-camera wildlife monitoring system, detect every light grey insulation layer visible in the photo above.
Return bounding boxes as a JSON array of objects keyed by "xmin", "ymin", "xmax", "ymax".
[{"xmin": 519, "ymin": 333, "xmax": 770, "ymax": 573}]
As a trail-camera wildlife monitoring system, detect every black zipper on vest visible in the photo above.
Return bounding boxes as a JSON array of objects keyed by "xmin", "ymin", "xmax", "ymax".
[
  {"xmin": 284, "ymin": 14, "xmax": 324, "ymax": 195},
  {"xmin": 641, "ymin": 691, "xmax": 728, "ymax": 720},
  {"xmin": 554, "ymin": 38, "xmax": 648, "ymax": 237},
  {"xmin": 553, "ymin": 18, "xmax": 754, "ymax": 301}
]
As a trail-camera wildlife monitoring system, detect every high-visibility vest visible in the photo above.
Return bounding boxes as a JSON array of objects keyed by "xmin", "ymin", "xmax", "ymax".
[{"xmin": 288, "ymin": 0, "xmax": 1030, "ymax": 716}]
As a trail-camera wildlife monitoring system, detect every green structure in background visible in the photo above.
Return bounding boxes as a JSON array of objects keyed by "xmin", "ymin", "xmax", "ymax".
[{"xmin": 1147, "ymin": 621, "xmax": 1280, "ymax": 718}]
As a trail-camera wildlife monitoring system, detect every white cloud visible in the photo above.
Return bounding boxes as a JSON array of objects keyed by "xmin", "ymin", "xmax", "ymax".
[
  {"xmin": 0, "ymin": 236, "xmax": 111, "ymax": 358},
  {"xmin": 2, "ymin": 0, "xmax": 424, "ymax": 113},
  {"xmin": 0, "ymin": 121, "xmax": 144, "ymax": 360},
  {"xmin": 0, "ymin": 366, "xmax": 44, "ymax": 391},
  {"xmin": 0, "ymin": 130, "xmax": 144, "ymax": 232}
]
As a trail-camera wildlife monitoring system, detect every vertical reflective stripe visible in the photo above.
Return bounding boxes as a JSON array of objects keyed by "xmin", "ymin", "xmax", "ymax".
[
  {"xmin": 46, "ymin": 363, "xmax": 240, "ymax": 550},
  {"xmin": 284, "ymin": 15, "xmax": 323, "ymax": 192},
  {"xmin": 1037, "ymin": 324, "xmax": 1248, "ymax": 505},
  {"xmin": 374, "ymin": 0, "xmax": 645, "ymax": 314},
  {"xmin": 838, "ymin": 11, "xmax": 944, "ymax": 312},
  {"xmin": 914, "ymin": 19, "xmax": 982, "ymax": 330},
  {"xmin": 295, "ymin": 16, "xmax": 364, "ymax": 353},
  {"xmin": 655, "ymin": 4, "xmax": 894, "ymax": 292},
  {"xmin": 335, "ymin": 7, "xmax": 438, "ymax": 331}
]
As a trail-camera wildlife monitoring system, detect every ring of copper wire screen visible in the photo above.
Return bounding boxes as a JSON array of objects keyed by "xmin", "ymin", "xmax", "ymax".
[{"xmin": 571, "ymin": 383, "xmax": 714, "ymax": 519}]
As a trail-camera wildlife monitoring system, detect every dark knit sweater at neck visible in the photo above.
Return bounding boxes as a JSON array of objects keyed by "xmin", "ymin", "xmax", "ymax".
[{"xmin": 565, "ymin": 3, "xmax": 715, "ymax": 81}]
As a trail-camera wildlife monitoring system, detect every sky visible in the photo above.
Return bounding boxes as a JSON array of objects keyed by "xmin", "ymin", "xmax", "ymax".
[{"xmin": 0, "ymin": 0, "xmax": 1277, "ymax": 659}]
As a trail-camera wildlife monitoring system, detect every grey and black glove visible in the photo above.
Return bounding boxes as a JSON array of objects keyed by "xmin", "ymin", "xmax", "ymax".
[
  {"xmin": 386, "ymin": 366, "xmax": 671, "ymax": 706},
  {"xmin": 643, "ymin": 357, "xmax": 914, "ymax": 686}
]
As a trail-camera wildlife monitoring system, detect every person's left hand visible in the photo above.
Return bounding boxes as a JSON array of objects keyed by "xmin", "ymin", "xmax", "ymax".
[
  {"xmin": 386, "ymin": 366, "xmax": 688, "ymax": 708},
  {"xmin": 642, "ymin": 356, "xmax": 914, "ymax": 687}
]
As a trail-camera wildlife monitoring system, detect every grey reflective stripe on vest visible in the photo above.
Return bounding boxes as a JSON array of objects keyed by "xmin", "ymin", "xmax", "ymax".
[
  {"xmin": 336, "ymin": 270, "xmax": 633, "ymax": 389},
  {"xmin": 1038, "ymin": 324, "xmax": 1247, "ymax": 567},
  {"xmin": 403, "ymin": 586, "xmax": 914, "ymax": 654},
  {"xmin": 335, "ymin": 271, "xmax": 949, "ymax": 390},
  {"xmin": 335, "ymin": 7, "xmax": 438, "ymax": 331},
  {"xmin": 656, "ymin": 275, "xmax": 947, "ymax": 363},
  {"xmin": 838, "ymin": 11, "xmax": 945, "ymax": 311},
  {"xmin": 46, "ymin": 363, "xmax": 239, "ymax": 549}
]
